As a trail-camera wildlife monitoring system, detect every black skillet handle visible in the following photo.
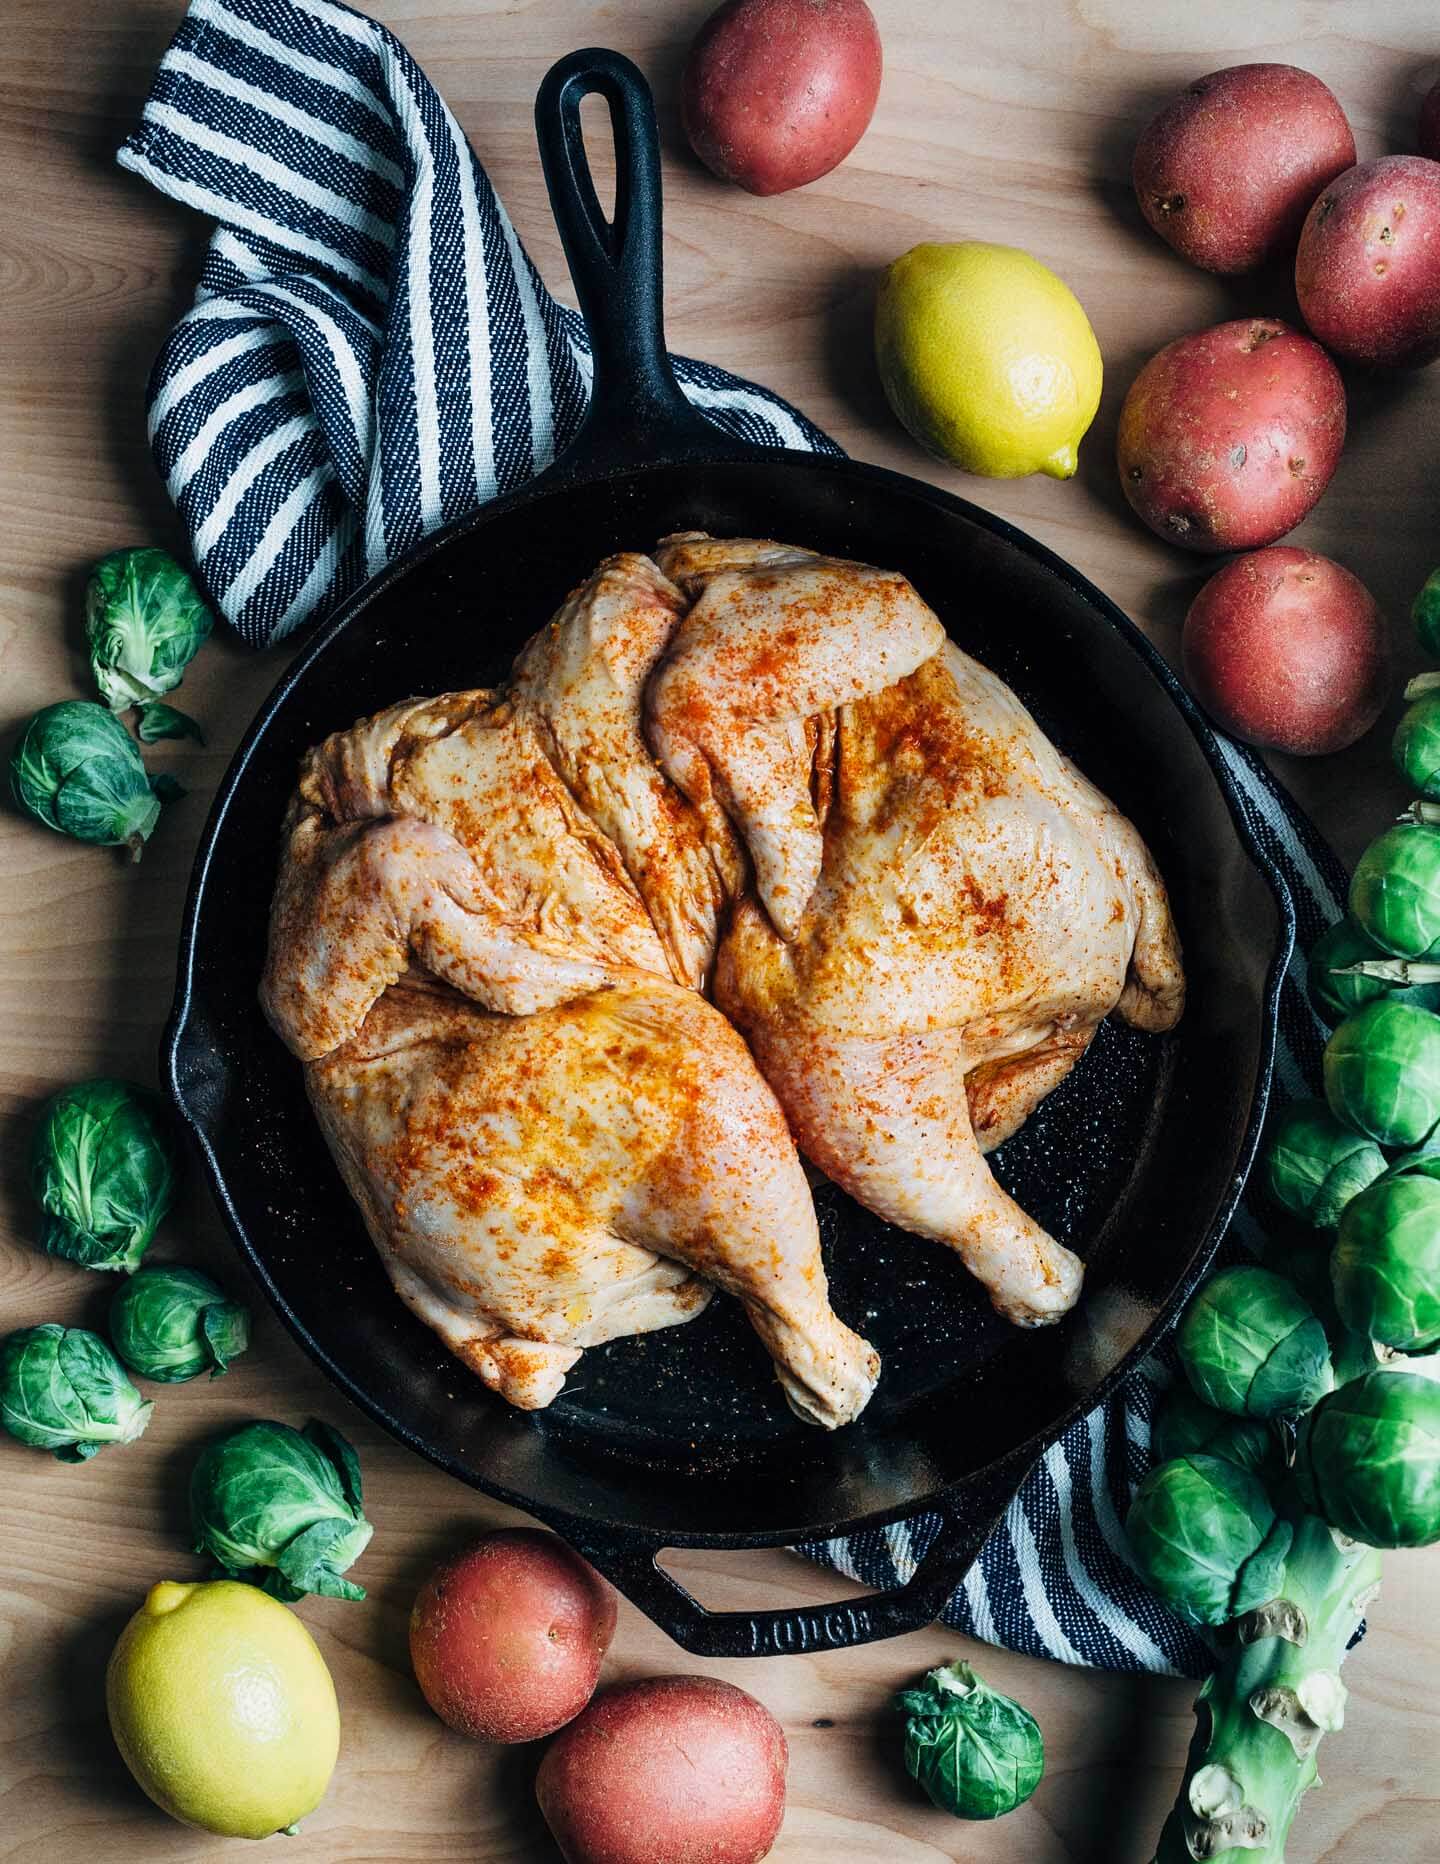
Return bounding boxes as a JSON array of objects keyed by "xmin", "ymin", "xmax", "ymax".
[
  {"xmin": 534, "ymin": 48, "xmax": 746, "ymax": 477},
  {"xmin": 559, "ymin": 1475, "xmax": 1020, "ymax": 1659}
]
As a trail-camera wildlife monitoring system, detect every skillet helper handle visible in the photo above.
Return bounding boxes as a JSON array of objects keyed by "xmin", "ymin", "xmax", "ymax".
[
  {"xmin": 561, "ymin": 1481, "xmax": 1016, "ymax": 1658},
  {"xmin": 534, "ymin": 48, "xmax": 739, "ymax": 473}
]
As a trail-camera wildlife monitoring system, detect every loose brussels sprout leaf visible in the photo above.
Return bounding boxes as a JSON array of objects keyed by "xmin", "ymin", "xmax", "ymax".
[
  {"xmin": 1177, "ymin": 1266, "xmax": 1333, "ymax": 1419},
  {"xmin": 1414, "ymin": 566, "xmax": 1440, "ymax": 660},
  {"xmin": 1394, "ymin": 691, "xmax": 1440, "ymax": 801},
  {"xmin": 895, "ymin": 1660, "xmax": 1044, "ymax": 1820},
  {"xmin": 29, "ymin": 1078, "xmax": 177, "ymax": 1273},
  {"xmin": 1127, "ymin": 1453, "xmax": 1292, "ymax": 1627},
  {"xmin": 1323, "ymin": 999, "xmax": 1440, "ymax": 1148},
  {"xmin": 1151, "ymin": 1384, "xmax": 1277, "ymax": 1476},
  {"xmin": 0, "ymin": 1323, "xmax": 152, "ymax": 1460},
  {"xmin": 1333, "ymin": 1168, "xmax": 1440, "ymax": 1353},
  {"xmin": 1297, "ymin": 1369, "xmax": 1440, "ymax": 1548},
  {"xmin": 9, "ymin": 701, "xmax": 174, "ymax": 857},
  {"xmin": 1263, "ymin": 1099, "xmax": 1386, "ymax": 1229},
  {"xmin": 189, "ymin": 1418, "xmax": 373, "ymax": 1601},
  {"xmin": 135, "ymin": 702, "xmax": 204, "ymax": 745},
  {"xmin": 1350, "ymin": 823, "xmax": 1440, "ymax": 959},
  {"xmin": 85, "ymin": 548, "xmax": 213, "ymax": 711},
  {"xmin": 109, "ymin": 1265, "xmax": 250, "ymax": 1382}
]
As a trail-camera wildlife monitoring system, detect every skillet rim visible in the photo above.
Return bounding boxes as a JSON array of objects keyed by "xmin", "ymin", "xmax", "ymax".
[{"xmin": 162, "ymin": 444, "xmax": 1295, "ymax": 1551}]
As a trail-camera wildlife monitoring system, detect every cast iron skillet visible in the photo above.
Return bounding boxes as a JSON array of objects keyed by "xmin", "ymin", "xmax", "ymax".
[{"xmin": 163, "ymin": 48, "xmax": 1293, "ymax": 1656}]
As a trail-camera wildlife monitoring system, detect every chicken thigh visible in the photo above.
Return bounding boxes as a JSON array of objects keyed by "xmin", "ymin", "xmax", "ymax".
[
  {"xmin": 261, "ymin": 552, "xmax": 878, "ymax": 1425},
  {"xmin": 649, "ymin": 538, "xmax": 1185, "ymax": 1327}
]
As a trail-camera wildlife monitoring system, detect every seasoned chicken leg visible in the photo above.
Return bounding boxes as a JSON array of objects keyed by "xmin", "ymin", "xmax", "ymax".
[
  {"xmin": 305, "ymin": 974, "xmax": 877, "ymax": 1423},
  {"xmin": 262, "ymin": 555, "xmax": 879, "ymax": 1424},
  {"xmin": 702, "ymin": 564, "xmax": 1185, "ymax": 1328}
]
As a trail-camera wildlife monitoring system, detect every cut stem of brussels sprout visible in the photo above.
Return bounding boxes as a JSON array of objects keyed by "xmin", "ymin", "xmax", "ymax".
[
  {"xmin": 1153, "ymin": 1511, "xmax": 1380, "ymax": 1864},
  {"xmin": 1404, "ymin": 673, "xmax": 1440, "ymax": 702},
  {"xmin": 895, "ymin": 1660, "xmax": 1044, "ymax": 1820},
  {"xmin": 1402, "ymin": 801, "xmax": 1440, "ymax": 826}
]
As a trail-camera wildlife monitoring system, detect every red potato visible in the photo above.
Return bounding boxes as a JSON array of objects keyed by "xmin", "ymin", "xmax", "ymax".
[
  {"xmin": 409, "ymin": 1529, "xmax": 616, "ymax": 1743},
  {"xmin": 1182, "ymin": 546, "xmax": 1389, "ymax": 756},
  {"xmin": 536, "ymin": 1675, "xmax": 787, "ymax": 1864},
  {"xmin": 1420, "ymin": 79, "xmax": 1440, "ymax": 161},
  {"xmin": 681, "ymin": 0, "xmax": 882, "ymax": 196},
  {"xmin": 1296, "ymin": 155, "xmax": 1440, "ymax": 367},
  {"xmin": 1116, "ymin": 318, "xmax": 1345, "ymax": 554},
  {"xmin": 1133, "ymin": 64, "xmax": 1355, "ymax": 273}
]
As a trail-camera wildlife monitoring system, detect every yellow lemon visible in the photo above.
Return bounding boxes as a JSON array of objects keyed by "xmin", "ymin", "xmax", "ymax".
[
  {"xmin": 105, "ymin": 1579, "xmax": 339, "ymax": 1839},
  {"xmin": 875, "ymin": 241, "xmax": 1103, "ymax": 479}
]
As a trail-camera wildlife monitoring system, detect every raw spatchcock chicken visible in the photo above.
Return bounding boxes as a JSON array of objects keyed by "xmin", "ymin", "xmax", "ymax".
[{"xmin": 261, "ymin": 535, "xmax": 1184, "ymax": 1428}]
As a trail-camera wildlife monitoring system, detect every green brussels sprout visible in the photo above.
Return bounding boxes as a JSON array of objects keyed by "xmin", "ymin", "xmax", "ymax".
[
  {"xmin": 1307, "ymin": 917, "xmax": 1440, "ymax": 1025},
  {"xmin": 1332, "ymin": 1160, "xmax": 1440, "ymax": 1353},
  {"xmin": 1414, "ymin": 566, "xmax": 1440, "ymax": 659},
  {"xmin": 1349, "ymin": 823, "xmax": 1440, "ymax": 958},
  {"xmin": 895, "ymin": 1660, "xmax": 1044, "ymax": 1820},
  {"xmin": 1297, "ymin": 1369, "xmax": 1440, "ymax": 1548},
  {"xmin": 1177, "ymin": 1266, "xmax": 1333, "ymax": 1419},
  {"xmin": 1394, "ymin": 690, "xmax": 1440, "ymax": 800},
  {"xmin": 134, "ymin": 702, "xmax": 204, "ymax": 745},
  {"xmin": 0, "ymin": 1324, "xmax": 152, "ymax": 1461},
  {"xmin": 85, "ymin": 547, "xmax": 213, "ymax": 711},
  {"xmin": 109, "ymin": 1266, "xmax": 250, "ymax": 1382},
  {"xmin": 189, "ymin": 1418, "xmax": 373, "ymax": 1602},
  {"xmin": 1151, "ymin": 1383, "xmax": 1277, "ymax": 1476},
  {"xmin": 1127, "ymin": 1453, "xmax": 1293, "ymax": 1626},
  {"xmin": 1262, "ymin": 1099, "xmax": 1386, "ymax": 1228},
  {"xmin": 9, "ymin": 700, "xmax": 183, "ymax": 858},
  {"xmin": 1324, "ymin": 999, "xmax": 1440, "ymax": 1147},
  {"xmin": 29, "ymin": 1078, "xmax": 178, "ymax": 1272}
]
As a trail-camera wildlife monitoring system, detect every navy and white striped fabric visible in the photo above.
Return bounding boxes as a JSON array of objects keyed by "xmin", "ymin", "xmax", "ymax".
[
  {"xmin": 118, "ymin": 0, "xmax": 836, "ymax": 647},
  {"xmin": 121, "ymin": 0, "xmax": 1344, "ymax": 1677}
]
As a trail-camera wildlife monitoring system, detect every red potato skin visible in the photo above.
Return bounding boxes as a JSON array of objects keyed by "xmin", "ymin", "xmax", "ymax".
[
  {"xmin": 1182, "ymin": 546, "xmax": 1389, "ymax": 756},
  {"xmin": 1422, "ymin": 80, "xmax": 1440, "ymax": 161},
  {"xmin": 408, "ymin": 1530, "xmax": 617, "ymax": 1743},
  {"xmin": 535, "ymin": 1675, "xmax": 788, "ymax": 1864},
  {"xmin": 1296, "ymin": 155, "xmax": 1440, "ymax": 367},
  {"xmin": 1133, "ymin": 64, "xmax": 1356, "ymax": 273},
  {"xmin": 1116, "ymin": 318, "xmax": 1346, "ymax": 554},
  {"xmin": 681, "ymin": 0, "xmax": 882, "ymax": 196}
]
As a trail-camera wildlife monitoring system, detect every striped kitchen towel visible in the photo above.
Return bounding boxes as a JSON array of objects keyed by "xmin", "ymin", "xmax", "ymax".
[{"xmin": 121, "ymin": 0, "xmax": 1342, "ymax": 1677}]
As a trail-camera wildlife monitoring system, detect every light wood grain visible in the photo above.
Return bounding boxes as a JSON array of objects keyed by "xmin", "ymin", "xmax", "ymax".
[{"xmin": 2, "ymin": 2, "xmax": 1439, "ymax": 1859}]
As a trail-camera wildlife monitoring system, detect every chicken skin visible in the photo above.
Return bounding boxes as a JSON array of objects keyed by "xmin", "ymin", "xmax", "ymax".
[
  {"xmin": 261, "ymin": 553, "xmax": 879, "ymax": 1425},
  {"xmin": 262, "ymin": 531, "xmax": 1183, "ymax": 1421}
]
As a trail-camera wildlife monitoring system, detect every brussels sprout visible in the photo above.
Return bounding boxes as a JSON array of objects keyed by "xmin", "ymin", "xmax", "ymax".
[
  {"xmin": 1127, "ymin": 1453, "xmax": 1293, "ymax": 1626},
  {"xmin": 189, "ymin": 1418, "xmax": 373, "ymax": 1601},
  {"xmin": 895, "ymin": 1660, "xmax": 1044, "ymax": 1820},
  {"xmin": 1262, "ymin": 1099, "xmax": 1386, "ymax": 1228},
  {"xmin": 1297, "ymin": 1369, "xmax": 1440, "ymax": 1548},
  {"xmin": 110, "ymin": 1266, "xmax": 250, "ymax": 1382},
  {"xmin": 1332, "ymin": 1160, "xmax": 1440, "ymax": 1353},
  {"xmin": 1414, "ymin": 566, "xmax": 1440, "ymax": 659},
  {"xmin": 9, "ymin": 701, "xmax": 183, "ymax": 858},
  {"xmin": 1349, "ymin": 823, "xmax": 1440, "ymax": 958},
  {"xmin": 1151, "ymin": 1383, "xmax": 1277, "ymax": 1476},
  {"xmin": 29, "ymin": 1078, "xmax": 177, "ymax": 1272},
  {"xmin": 134, "ymin": 702, "xmax": 204, "ymax": 745},
  {"xmin": 0, "ymin": 1324, "xmax": 152, "ymax": 1461},
  {"xmin": 85, "ymin": 547, "xmax": 212, "ymax": 711},
  {"xmin": 1177, "ymin": 1266, "xmax": 1333, "ymax": 1419},
  {"xmin": 1394, "ymin": 690, "xmax": 1440, "ymax": 800},
  {"xmin": 1323, "ymin": 999, "xmax": 1440, "ymax": 1147},
  {"xmin": 1307, "ymin": 917, "xmax": 1440, "ymax": 1025}
]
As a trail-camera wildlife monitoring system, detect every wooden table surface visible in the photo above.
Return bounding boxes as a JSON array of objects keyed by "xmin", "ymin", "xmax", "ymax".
[{"xmin": 3, "ymin": 2, "xmax": 1439, "ymax": 1858}]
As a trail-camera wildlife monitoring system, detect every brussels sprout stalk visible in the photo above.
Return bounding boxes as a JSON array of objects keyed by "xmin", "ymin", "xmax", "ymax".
[
  {"xmin": 1154, "ymin": 1510, "xmax": 1380, "ymax": 1864},
  {"xmin": 1335, "ymin": 956, "xmax": 1440, "ymax": 985}
]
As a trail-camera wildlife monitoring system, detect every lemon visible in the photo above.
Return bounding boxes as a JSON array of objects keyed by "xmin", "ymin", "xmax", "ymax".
[
  {"xmin": 875, "ymin": 241, "xmax": 1103, "ymax": 479},
  {"xmin": 105, "ymin": 1579, "xmax": 339, "ymax": 1839}
]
